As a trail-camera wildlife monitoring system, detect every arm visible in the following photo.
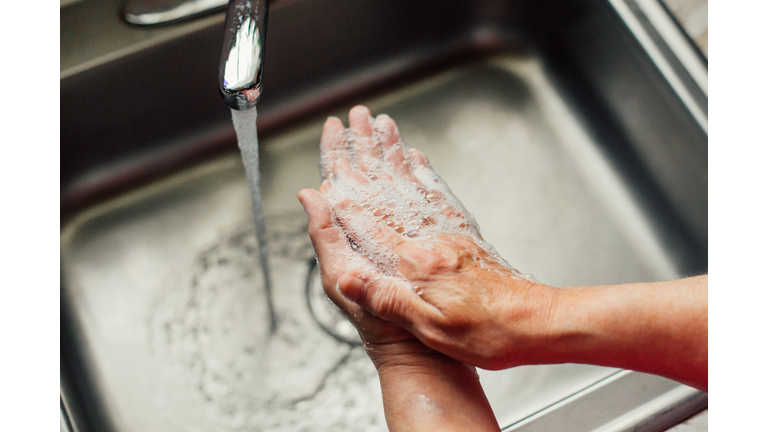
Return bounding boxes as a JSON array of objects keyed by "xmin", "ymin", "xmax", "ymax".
[
  {"xmin": 313, "ymin": 105, "xmax": 708, "ymax": 392},
  {"xmin": 346, "ymin": 267, "xmax": 708, "ymax": 392},
  {"xmin": 368, "ymin": 340, "xmax": 500, "ymax": 431},
  {"xmin": 549, "ymin": 275, "xmax": 708, "ymax": 391},
  {"xmin": 297, "ymin": 105, "xmax": 501, "ymax": 431}
]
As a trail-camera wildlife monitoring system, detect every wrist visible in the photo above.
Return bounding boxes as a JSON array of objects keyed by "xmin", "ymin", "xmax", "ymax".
[
  {"xmin": 543, "ymin": 285, "xmax": 600, "ymax": 364},
  {"xmin": 365, "ymin": 339, "xmax": 473, "ymax": 374},
  {"xmin": 368, "ymin": 340, "xmax": 499, "ymax": 432},
  {"xmin": 497, "ymin": 281, "xmax": 568, "ymax": 367},
  {"xmin": 544, "ymin": 284, "xmax": 636, "ymax": 366}
]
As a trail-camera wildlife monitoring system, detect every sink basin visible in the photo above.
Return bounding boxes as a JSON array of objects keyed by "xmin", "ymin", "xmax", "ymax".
[{"xmin": 61, "ymin": 0, "xmax": 707, "ymax": 431}]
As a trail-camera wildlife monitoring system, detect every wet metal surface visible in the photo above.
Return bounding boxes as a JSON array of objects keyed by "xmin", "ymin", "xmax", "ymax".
[{"xmin": 60, "ymin": 57, "xmax": 701, "ymax": 431}]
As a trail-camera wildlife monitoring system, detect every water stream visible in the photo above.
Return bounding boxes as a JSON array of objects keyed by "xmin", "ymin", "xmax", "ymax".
[{"xmin": 231, "ymin": 108, "xmax": 277, "ymax": 333}]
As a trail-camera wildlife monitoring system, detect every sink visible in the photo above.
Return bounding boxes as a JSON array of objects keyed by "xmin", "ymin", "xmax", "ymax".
[{"xmin": 61, "ymin": 0, "xmax": 707, "ymax": 431}]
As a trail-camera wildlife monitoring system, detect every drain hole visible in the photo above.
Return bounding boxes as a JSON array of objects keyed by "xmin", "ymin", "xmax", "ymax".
[{"xmin": 306, "ymin": 259, "xmax": 362, "ymax": 346}]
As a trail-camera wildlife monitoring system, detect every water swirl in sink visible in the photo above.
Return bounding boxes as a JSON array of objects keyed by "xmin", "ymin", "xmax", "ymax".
[{"xmin": 147, "ymin": 213, "xmax": 387, "ymax": 431}]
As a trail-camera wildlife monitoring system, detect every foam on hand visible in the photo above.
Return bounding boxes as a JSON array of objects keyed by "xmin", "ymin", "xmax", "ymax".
[{"xmin": 320, "ymin": 123, "xmax": 533, "ymax": 283}]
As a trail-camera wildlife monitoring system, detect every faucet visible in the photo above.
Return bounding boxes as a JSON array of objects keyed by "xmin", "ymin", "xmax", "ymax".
[
  {"xmin": 122, "ymin": 0, "xmax": 268, "ymax": 110},
  {"xmin": 218, "ymin": 0, "xmax": 270, "ymax": 111}
]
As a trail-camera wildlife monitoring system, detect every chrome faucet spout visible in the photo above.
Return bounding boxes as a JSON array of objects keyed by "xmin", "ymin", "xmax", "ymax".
[{"xmin": 219, "ymin": 0, "xmax": 269, "ymax": 110}]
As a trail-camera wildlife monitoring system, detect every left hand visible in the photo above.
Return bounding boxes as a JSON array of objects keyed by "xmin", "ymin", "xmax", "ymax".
[{"xmin": 298, "ymin": 106, "xmax": 425, "ymax": 366}]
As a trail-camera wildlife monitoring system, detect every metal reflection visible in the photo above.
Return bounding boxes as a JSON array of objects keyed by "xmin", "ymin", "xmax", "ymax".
[{"xmin": 218, "ymin": 0, "xmax": 269, "ymax": 110}]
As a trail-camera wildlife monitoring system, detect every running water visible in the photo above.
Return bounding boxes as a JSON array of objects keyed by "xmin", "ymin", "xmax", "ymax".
[{"xmin": 231, "ymin": 108, "xmax": 277, "ymax": 333}]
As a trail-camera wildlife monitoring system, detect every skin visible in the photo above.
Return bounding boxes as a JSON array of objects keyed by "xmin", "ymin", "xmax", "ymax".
[
  {"xmin": 299, "ymin": 105, "xmax": 708, "ymax": 428},
  {"xmin": 298, "ymin": 106, "xmax": 500, "ymax": 431}
]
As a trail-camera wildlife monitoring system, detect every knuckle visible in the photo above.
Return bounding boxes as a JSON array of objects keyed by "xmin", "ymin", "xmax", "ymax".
[
  {"xmin": 396, "ymin": 244, "xmax": 464, "ymax": 281},
  {"xmin": 427, "ymin": 247, "xmax": 461, "ymax": 271},
  {"xmin": 370, "ymin": 282, "xmax": 408, "ymax": 320}
]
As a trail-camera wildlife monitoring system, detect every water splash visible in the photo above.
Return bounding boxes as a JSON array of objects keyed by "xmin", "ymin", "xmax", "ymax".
[{"xmin": 230, "ymin": 107, "xmax": 277, "ymax": 333}]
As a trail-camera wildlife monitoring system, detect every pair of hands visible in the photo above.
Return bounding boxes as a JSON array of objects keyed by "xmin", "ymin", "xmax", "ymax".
[
  {"xmin": 297, "ymin": 105, "xmax": 557, "ymax": 370},
  {"xmin": 297, "ymin": 106, "xmax": 708, "ymax": 430}
]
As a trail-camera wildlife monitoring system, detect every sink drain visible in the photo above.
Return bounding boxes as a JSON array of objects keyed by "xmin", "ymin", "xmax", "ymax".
[{"xmin": 306, "ymin": 260, "xmax": 362, "ymax": 345}]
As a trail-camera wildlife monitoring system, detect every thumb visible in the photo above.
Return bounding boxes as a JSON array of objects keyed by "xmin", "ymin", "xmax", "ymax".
[{"xmin": 337, "ymin": 271, "xmax": 442, "ymax": 329}]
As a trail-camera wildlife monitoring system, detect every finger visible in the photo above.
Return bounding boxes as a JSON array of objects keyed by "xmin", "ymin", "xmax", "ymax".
[
  {"xmin": 337, "ymin": 270, "xmax": 443, "ymax": 329},
  {"xmin": 409, "ymin": 149, "xmax": 449, "ymax": 197},
  {"xmin": 330, "ymin": 159, "xmax": 421, "ymax": 238},
  {"xmin": 330, "ymin": 158, "xmax": 448, "ymax": 243},
  {"xmin": 320, "ymin": 116, "xmax": 351, "ymax": 180},
  {"xmin": 407, "ymin": 148, "xmax": 478, "ymax": 228},
  {"xmin": 298, "ymin": 188, "xmax": 376, "ymax": 277},
  {"xmin": 318, "ymin": 179, "xmax": 332, "ymax": 194},
  {"xmin": 325, "ymin": 187, "xmax": 410, "ymax": 267},
  {"xmin": 299, "ymin": 187, "xmax": 381, "ymax": 312},
  {"xmin": 403, "ymin": 148, "xmax": 455, "ymax": 215},
  {"xmin": 328, "ymin": 157, "xmax": 385, "ymax": 203},
  {"xmin": 373, "ymin": 114, "xmax": 418, "ymax": 182},
  {"xmin": 348, "ymin": 105, "xmax": 381, "ymax": 166},
  {"xmin": 409, "ymin": 148, "xmax": 447, "ymax": 192},
  {"xmin": 333, "ymin": 158, "xmax": 372, "ymax": 187},
  {"xmin": 408, "ymin": 148, "xmax": 432, "ymax": 170},
  {"xmin": 298, "ymin": 188, "xmax": 348, "ymax": 263}
]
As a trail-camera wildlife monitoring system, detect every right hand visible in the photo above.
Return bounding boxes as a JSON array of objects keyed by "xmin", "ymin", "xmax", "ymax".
[{"xmin": 313, "ymin": 105, "xmax": 561, "ymax": 370}]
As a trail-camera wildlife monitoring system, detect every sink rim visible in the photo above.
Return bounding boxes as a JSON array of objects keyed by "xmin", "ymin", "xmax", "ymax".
[{"xmin": 61, "ymin": 0, "xmax": 707, "ymax": 429}]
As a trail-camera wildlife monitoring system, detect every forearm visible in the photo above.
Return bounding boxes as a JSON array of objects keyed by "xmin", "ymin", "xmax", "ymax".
[
  {"xmin": 368, "ymin": 341, "xmax": 500, "ymax": 432},
  {"xmin": 548, "ymin": 275, "xmax": 708, "ymax": 391}
]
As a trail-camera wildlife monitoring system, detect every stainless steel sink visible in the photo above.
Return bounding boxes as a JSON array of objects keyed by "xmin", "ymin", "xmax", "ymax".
[{"xmin": 61, "ymin": 0, "xmax": 707, "ymax": 431}]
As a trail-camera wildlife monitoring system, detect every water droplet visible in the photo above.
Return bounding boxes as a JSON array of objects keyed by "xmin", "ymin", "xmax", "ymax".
[
  {"xmin": 386, "ymin": 220, "xmax": 395, "ymax": 227},
  {"xmin": 394, "ymin": 226, "xmax": 405, "ymax": 234},
  {"xmin": 407, "ymin": 230, "xmax": 418, "ymax": 237}
]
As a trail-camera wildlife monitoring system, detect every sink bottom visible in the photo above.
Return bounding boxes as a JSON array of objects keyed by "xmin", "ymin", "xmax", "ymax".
[{"xmin": 61, "ymin": 56, "xmax": 699, "ymax": 431}]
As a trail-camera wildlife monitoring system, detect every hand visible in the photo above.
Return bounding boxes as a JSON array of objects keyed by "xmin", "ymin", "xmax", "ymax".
[
  {"xmin": 299, "ymin": 106, "xmax": 503, "ymax": 431},
  {"xmin": 301, "ymin": 105, "xmax": 707, "ymax": 393},
  {"xmin": 303, "ymin": 105, "xmax": 560, "ymax": 371},
  {"xmin": 297, "ymin": 107, "xmax": 427, "ymax": 364}
]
